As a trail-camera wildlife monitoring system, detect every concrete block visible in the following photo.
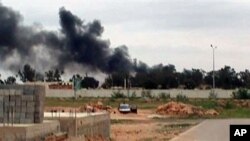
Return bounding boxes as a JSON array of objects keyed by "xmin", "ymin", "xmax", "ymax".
[
  {"xmin": 27, "ymin": 102, "xmax": 35, "ymax": 107},
  {"xmin": 10, "ymin": 89, "xmax": 16, "ymax": 95},
  {"xmin": 3, "ymin": 90, "xmax": 9, "ymax": 95},
  {"xmin": 23, "ymin": 88, "xmax": 34, "ymax": 95},
  {"xmin": 14, "ymin": 118, "xmax": 20, "ymax": 123},
  {"xmin": 21, "ymin": 107, "xmax": 27, "ymax": 113},
  {"xmin": 26, "ymin": 113, "xmax": 34, "ymax": 118},
  {"xmin": 21, "ymin": 102, "xmax": 26, "ymax": 107},
  {"xmin": 4, "ymin": 106, "xmax": 10, "ymax": 111},
  {"xmin": 22, "ymin": 95, "xmax": 34, "ymax": 101},
  {"xmin": 20, "ymin": 113, "xmax": 26, "ymax": 119},
  {"xmin": 10, "ymin": 95, "xmax": 16, "ymax": 101},
  {"xmin": 15, "ymin": 101, "xmax": 21, "ymax": 106},
  {"xmin": 20, "ymin": 118, "xmax": 33, "ymax": 123},
  {"xmin": 15, "ymin": 95, "xmax": 21, "ymax": 100},
  {"xmin": 9, "ymin": 101, "xmax": 15, "ymax": 106},
  {"xmin": 15, "ymin": 90, "xmax": 23, "ymax": 95},
  {"xmin": 15, "ymin": 108, "xmax": 21, "ymax": 113},
  {"xmin": 34, "ymin": 106, "xmax": 41, "ymax": 111},
  {"xmin": 26, "ymin": 107, "xmax": 35, "ymax": 112},
  {"xmin": 0, "ymin": 96, "xmax": 3, "ymax": 101},
  {"xmin": 3, "ymin": 96, "xmax": 9, "ymax": 102}
]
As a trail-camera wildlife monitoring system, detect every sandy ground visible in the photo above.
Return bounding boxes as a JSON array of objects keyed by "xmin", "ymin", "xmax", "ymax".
[
  {"xmin": 44, "ymin": 106, "xmax": 201, "ymax": 141},
  {"xmin": 110, "ymin": 109, "xmax": 200, "ymax": 141}
]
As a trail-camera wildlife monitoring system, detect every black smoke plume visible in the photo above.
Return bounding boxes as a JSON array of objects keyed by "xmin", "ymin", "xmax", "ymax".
[{"xmin": 0, "ymin": 3, "xmax": 133, "ymax": 74}]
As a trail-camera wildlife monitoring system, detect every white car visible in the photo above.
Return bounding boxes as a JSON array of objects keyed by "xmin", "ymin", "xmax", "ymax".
[{"xmin": 118, "ymin": 103, "xmax": 131, "ymax": 113}]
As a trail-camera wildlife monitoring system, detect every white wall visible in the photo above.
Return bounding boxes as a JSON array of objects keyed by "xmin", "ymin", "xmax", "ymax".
[{"xmin": 46, "ymin": 88, "xmax": 234, "ymax": 98}]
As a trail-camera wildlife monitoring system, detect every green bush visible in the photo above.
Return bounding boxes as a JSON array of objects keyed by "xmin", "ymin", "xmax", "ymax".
[
  {"xmin": 111, "ymin": 91, "xmax": 126, "ymax": 98},
  {"xmin": 224, "ymin": 101, "xmax": 235, "ymax": 109},
  {"xmin": 232, "ymin": 88, "xmax": 250, "ymax": 99},
  {"xmin": 129, "ymin": 91, "xmax": 137, "ymax": 101},
  {"xmin": 209, "ymin": 91, "xmax": 218, "ymax": 99},
  {"xmin": 141, "ymin": 90, "xmax": 153, "ymax": 98},
  {"xmin": 159, "ymin": 92, "xmax": 170, "ymax": 100},
  {"xmin": 176, "ymin": 94, "xmax": 188, "ymax": 102}
]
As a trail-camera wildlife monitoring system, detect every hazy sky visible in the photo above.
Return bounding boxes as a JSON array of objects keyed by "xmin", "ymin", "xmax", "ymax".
[{"xmin": 1, "ymin": 0, "xmax": 250, "ymax": 72}]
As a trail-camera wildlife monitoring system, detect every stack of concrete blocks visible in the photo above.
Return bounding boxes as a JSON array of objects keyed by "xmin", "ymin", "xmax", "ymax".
[{"xmin": 0, "ymin": 85, "xmax": 45, "ymax": 124}]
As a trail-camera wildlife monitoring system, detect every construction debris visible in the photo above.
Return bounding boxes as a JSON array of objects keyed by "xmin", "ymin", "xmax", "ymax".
[{"xmin": 156, "ymin": 101, "xmax": 219, "ymax": 117}]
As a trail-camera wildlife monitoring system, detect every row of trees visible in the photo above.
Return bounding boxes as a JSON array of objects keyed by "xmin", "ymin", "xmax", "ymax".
[
  {"xmin": 69, "ymin": 74, "xmax": 99, "ymax": 89},
  {"xmin": 16, "ymin": 64, "xmax": 64, "ymax": 82},
  {"xmin": 0, "ymin": 76, "xmax": 16, "ymax": 85},
  {"xmin": 103, "ymin": 64, "xmax": 250, "ymax": 90},
  {"xmin": 0, "ymin": 64, "xmax": 99, "ymax": 89},
  {"xmin": 1, "ymin": 64, "xmax": 250, "ymax": 89}
]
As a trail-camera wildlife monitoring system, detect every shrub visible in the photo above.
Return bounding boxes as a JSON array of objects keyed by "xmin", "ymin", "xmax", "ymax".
[
  {"xmin": 141, "ymin": 90, "xmax": 153, "ymax": 98},
  {"xmin": 176, "ymin": 94, "xmax": 188, "ymax": 102},
  {"xmin": 111, "ymin": 91, "xmax": 126, "ymax": 98},
  {"xmin": 209, "ymin": 91, "xmax": 218, "ymax": 99},
  {"xmin": 159, "ymin": 92, "xmax": 170, "ymax": 100},
  {"xmin": 224, "ymin": 101, "xmax": 235, "ymax": 109},
  {"xmin": 232, "ymin": 88, "xmax": 250, "ymax": 99},
  {"xmin": 129, "ymin": 91, "xmax": 137, "ymax": 101}
]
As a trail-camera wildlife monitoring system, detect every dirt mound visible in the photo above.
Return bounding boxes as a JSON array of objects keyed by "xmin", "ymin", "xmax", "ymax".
[
  {"xmin": 156, "ymin": 101, "xmax": 219, "ymax": 117},
  {"xmin": 82, "ymin": 101, "xmax": 112, "ymax": 113}
]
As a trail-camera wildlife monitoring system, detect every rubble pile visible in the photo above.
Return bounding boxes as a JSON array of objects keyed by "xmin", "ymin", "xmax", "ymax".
[
  {"xmin": 231, "ymin": 100, "xmax": 250, "ymax": 108},
  {"xmin": 156, "ymin": 101, "xmax": 219, "ymax": 117},
  {"xmin": 80, "ymin": 101, "xmax": 112, "ymax": 112}
]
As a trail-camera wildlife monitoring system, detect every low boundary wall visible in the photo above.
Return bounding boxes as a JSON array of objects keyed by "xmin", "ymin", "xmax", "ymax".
[
  {"xmin": 0, "ymin": 120, "xmax": 60, "ymax": 141},
  {"xmin": 46, "ymin": 89, "xmax": 234, "ymax": 98},
  {"xmin": 45, "ymin": 112, "xmax": 110, "ymax": 140}
]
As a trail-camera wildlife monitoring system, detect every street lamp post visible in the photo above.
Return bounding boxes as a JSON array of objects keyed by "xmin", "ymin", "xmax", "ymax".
[{"xmin": 211, "ymin": 44, "xmax": 217, "ymax": 94}]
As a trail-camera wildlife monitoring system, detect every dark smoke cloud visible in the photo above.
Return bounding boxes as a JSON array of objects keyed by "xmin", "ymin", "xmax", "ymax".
[
  {"xmin": 0, "ymin": 3, "xmax": 24, "ymax": 59},
  {"xmin": 0, "ymin": 3, "xmax": 133, "ymax": 74}
]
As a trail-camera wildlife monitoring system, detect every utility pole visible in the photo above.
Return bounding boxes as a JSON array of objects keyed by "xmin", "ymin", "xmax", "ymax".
[
  {"xmin": 73, "ymin": 76, "xmax": 77, "ymax": 137},
  {"xmin": 211, "ymin": 44, "xmax": 217, "ymax": 94}
]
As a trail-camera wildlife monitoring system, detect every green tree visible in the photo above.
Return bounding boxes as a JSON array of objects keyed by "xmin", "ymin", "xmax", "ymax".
[
  {"xmin": 81, "ymin": 77, "xmax": 99, "ymax": 89},
  {"xmin": 18, "ymin": 64, "xmax": 35, "ymax": 82},
  {"xmin": 45, "ymin": 69, "xmax": 64, "ymax": 82},
  {"xmin": 5, "ymin": 76, "xmax": 16, "ymax": 85},
  {"xmin": 0, "ymin": 74, "xmax": 3, "ymax": 84},
  {"xmin": 238, "ymin": 70, "xmax": 250, "ymax": 88},
  {"xmin": 217, "ymin": 66, "xmax": 239, "ymax": 89}
]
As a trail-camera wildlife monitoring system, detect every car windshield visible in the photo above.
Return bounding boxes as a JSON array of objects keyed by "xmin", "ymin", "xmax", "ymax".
[{"xmin": 120, "ymin": 105, "xmax": 129, "ymax": 109}]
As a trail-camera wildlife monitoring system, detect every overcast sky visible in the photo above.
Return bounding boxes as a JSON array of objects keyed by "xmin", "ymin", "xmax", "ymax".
[{"xmin": 1, "ymin": 0, "xmax": 250, "ymax": 72}]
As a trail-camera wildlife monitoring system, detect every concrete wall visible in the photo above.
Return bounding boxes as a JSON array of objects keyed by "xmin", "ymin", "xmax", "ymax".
[
  {"xmin": 0, "ymin": 85, "xmax": 45, "ymax": 124},
  {"xmin": 45, "ymin": 112, "xmax": 110, "ymax": 140},
  {"xmin": 0, "ymin": 120, "xmax": 60, "ymax": 141},
  {"xmin": 46, "ymin": 88, "xmax": 234, "ymax": 98},
  {"xmin": 75, "ymin": 113, "xmax": 110, "ymax": 140}
]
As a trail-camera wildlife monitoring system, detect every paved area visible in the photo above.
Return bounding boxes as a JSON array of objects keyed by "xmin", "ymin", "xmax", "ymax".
[{"xmin": 171, "ymin": 119, "xmax": 250, "ymax": 141}]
